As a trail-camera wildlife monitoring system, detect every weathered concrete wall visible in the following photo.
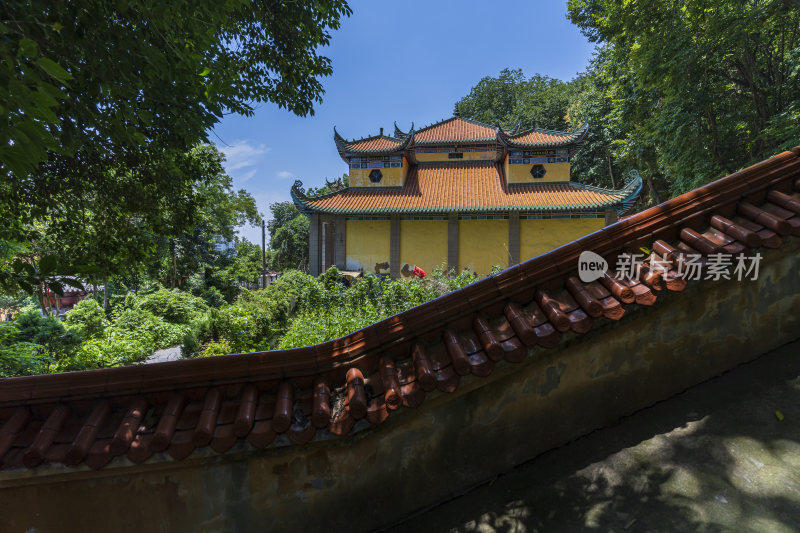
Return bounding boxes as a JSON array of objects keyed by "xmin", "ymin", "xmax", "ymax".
[{"xmin": 2, "ymin": 240, "xmax": 798, "ymax": 533}]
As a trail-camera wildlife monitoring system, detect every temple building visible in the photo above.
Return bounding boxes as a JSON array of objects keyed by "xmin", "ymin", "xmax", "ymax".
[{"xmin": 291, "ymin": 116, "xmax": 642, "ymax": 276}]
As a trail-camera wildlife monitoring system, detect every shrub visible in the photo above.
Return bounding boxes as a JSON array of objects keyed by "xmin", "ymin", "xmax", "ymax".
[
  {"xmin": 277, "ymin": 305, "xmax": 384, "ymax": 349},
  {"xmin": 198, "ymin": 339, "xmax": 233, "ymax": 358},
  {"xmin": 65, "ymin": 299, "xmax": 108, "ymax": 341},
  {"xmin": 136, "ymin": 288, "xmax": 209, "ymax": 324},
  {"xmin": 112, "ymin": 308, "xmax": 187, "ymax": 350},
  {"xmin": 70, "ymin": 329, "xmax": 155, "ymax": 369},
  {"xmin": 9, "ymin": 309, "xmax": 80, "ymax": 361},
  {"xmin": 181, "ymin": 329, "xmax": 200, "ymax": 358},
  {"xmin": 0, "ymin": 323, "xmax": 50, "ymax": 377},
  {"xmin": 194, "ymin": 285, "xmax": 227, "ymax": 308}
]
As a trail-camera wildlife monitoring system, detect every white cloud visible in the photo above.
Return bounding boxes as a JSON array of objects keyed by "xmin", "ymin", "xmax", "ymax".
[
  {"xmin": 276, "ymin": 171, "xmax": 294, "ymax": 180},
  {"xmin": 220, "ymin": 141, "xmax": 269, "ymax": 169},
  {"xmin": 218, "ymin": 141, "xmax": 269, "ymax": 185},
  {"xmin": 239, "ymin": 169, "xmax": 257, "ymax": 183}
]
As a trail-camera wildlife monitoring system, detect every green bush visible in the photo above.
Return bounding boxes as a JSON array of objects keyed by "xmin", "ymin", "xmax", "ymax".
[
  {"xmin": 274, "ymin": 265, "xmax": 479, "ymax": 349},
  {"xmin": 112, "ymin": 308, "xmax": 187, "ymax": 350},
  {"xmin": 277, "ymin": 305, "xmax": 384, "ymax": 349},
  {"xmin": 198, "ymin": 339, "xmax": 233, "ymax": 358},
  {"xmin": 65, "ymin": 299, "xmax": 108, "ymax": 341},
  {"xmin": 207, "ymin": 271, "xmax": 322, "ymax": 352},
  {"xmin": 70, "ymin": 328, "xmax": 155, "ymax": 369},
  {"xmin": 0, "ymin": 323, "xmax": 50, "ymax": 377},
  {"xmin": 194, "ymin": 285, "xmax": 227, "ymax": 308},
  {"xmin": 181, "ymin": 329, "xmax": 200, "ymax": 358},
  {"xmin": 8, "ymin": 309, "xmax": 80, "ymax": 361},
  {"xmin": 136, "ymin": 288, "xmax": 209, "ymax": 324}
]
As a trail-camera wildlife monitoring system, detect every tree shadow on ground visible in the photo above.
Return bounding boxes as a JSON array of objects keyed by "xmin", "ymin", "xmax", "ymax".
[{"xmin": 387, "ymin": 339, "xmax": 800, "ymax": 533}]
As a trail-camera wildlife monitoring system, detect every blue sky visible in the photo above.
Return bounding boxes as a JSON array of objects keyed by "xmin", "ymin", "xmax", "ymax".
[{"xmin": 213, "ymin": 0, "xmax": 596, "ymax": 244}]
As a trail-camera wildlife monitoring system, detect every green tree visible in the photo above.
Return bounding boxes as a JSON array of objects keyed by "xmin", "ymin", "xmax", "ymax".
[
  {"xmin": 265, "ymin": 201, "xmax": 309, "ymax": 272},
  {"xmin": 148, "ymin": 145, "xmax": 261, "ymax": 290},
  {"xmin": 0, "ymin": 0, "xmax": 351, "ymax": 294},
  {"xmin": 567, "ymin": 0, "xmax": 800, "ymax": 195},
  {"xmin": 270, "ymin": 215, "xmax": 310, "ymax": 272},
  {"xmin": 2, "ymin": 0, "xmax": 351, "ymax": 213},
  {"xmin": 454, "ymin": 68, "xmax": 575, "ymax": 131},
  {"xmin": 267, "ymin": 201, "xmax": 303, "ymax": 241}
]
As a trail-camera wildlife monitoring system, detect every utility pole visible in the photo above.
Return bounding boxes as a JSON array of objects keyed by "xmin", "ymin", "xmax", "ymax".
[{"xmin": 261, "ymin": 219, "xmax": 267, "ymax": 289}]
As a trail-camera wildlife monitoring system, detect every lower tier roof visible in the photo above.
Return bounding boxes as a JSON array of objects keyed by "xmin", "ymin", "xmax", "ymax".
[{"xmin": 292, "ymin": 163, "xmax": 642, "ymax": 215}]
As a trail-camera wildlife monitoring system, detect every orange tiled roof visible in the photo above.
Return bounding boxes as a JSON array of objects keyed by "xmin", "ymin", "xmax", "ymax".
[
  {"xmin": 346, "ymin": 136, "xmax": 404, "ymax": 152},
  {"xmin": 333, "ymin": 127, "xmax": 411, "ymax": 155},
  {"xmin": 414, "ymin": 117, "xmax": 497, "ymax": 144},
  {"xmin": 500, "ymin": 123, "xmax": 589, "ymax": 148},
  {"xmin": 1, "ymin": 147, "xmax": 798, "ymax": 472},
  {"xmin": 293, "ymin": 163, "xmax": 640, "ymax": 214}
]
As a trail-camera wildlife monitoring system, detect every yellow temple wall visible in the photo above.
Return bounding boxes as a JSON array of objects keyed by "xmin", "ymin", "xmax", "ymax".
[
  {"xmin": 348, "ymin": 159, "xmax": 408, "ymax": 187},
  {"xmin": 519, "ymin": 218, "xmax": 604, "ymax": 261},
  {"xmin": 414, "ymin": 151, "xmax": 495, "ymax": 163},
  {"xmin": 398, "ymin": 220, "xmax": 448, "ymax": 276},
  {"xmin": 345, "ymin": 220, "xmax": 391, "ymax": 273},
  {"xmin": 505, "ymin": 159, "xmax": 571, "ymax": 183},
  {"xmin": 458, "ymin": 219, "xmax": 508, "ymax": 275}
]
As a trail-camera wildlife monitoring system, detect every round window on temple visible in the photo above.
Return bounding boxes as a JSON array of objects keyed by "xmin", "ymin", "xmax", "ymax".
[
  {"xmin": 369, "ymin": 169, "xmax": 383, "ymax": 183},
  {"xmin": 530, "ymin": 164, "xmax": 546, "ymax": 179}
]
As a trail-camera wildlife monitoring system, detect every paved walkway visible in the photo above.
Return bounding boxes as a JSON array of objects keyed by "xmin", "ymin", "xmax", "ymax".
[
  {"xmin": 387, "ymin": 338, "xmax": 800, "ymax": 533},
  {"xmin": 144, "ymin": 345, "xmax": 182, "ymax": 364}
]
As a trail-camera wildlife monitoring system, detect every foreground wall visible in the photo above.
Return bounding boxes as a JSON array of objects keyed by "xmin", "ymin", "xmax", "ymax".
[{"xmin": 2, "ymin": 238, "xmax": 797, "ymax": 533}]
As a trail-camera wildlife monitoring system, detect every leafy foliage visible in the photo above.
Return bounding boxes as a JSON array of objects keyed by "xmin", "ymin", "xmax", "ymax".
[
  {"xmin": 276, "ymin": 266, "xmax": 478, "ymax": 349},
  {"xmin": 566, "ymin": 0, "xmax": 800, "ymax": 195},
  {"xmin": 0, "ymin": 265, "xmax": 486, "ymax": 376},
  {"xmin": 65, "ymin": 299, "xmax": 108, "ymax": 342},
  {"xmin": 454, "ymin": 68, "xmax": 575, "ymax": 131},
  {"xmin": 265, "ymin": 202, "xmax": 309, "ymax": 272},
  {"xmin": 1, "ymin": 0, "xmax": 352, "ymax": 241},
  {"xmin": 270, "ymin": 216, "xmax": 310, "ymax": 272},
  {"xmin": 134, "ymin": 288, "xmax": 209, "ymax": 325}
]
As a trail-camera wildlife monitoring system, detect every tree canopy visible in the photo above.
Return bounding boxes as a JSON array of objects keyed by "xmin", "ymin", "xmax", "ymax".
[
  {"xmin": 454, "ymin": 1, "xmax": 800, "ymax": 203},
  {"xmin": 1, "ymin": 0, "xmax": 350, "ymax": 302},
  {"xmin": 1, "ymin": 0, "xmax": 351, "ymax": 241},
  {"xmin": 454, "ymin": 68, "xmax": 575, "ymax": 131},
  {"xmin": 267, "ymin": 202, "xmax": 309, "ymax": 272},
  {"xmin": 567, "ymin": 0, "xmax": 800, "ymax": 194}
]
